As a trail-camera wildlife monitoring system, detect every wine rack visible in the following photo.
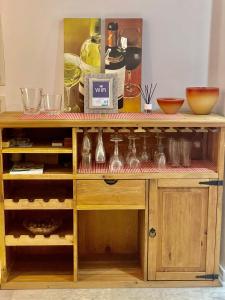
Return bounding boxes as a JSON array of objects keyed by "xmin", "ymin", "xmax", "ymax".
[{"xmin": 0, "ymin": 112, "xmax": 224, "ymax": 289}]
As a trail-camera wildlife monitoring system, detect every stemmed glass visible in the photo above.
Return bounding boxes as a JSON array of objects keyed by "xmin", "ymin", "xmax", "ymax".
[
  {"xmin": 154, "ymin": 134, "xmax": 166, "ymax": 168},
  {"xmin": 140, "ymin": 134, "xmax": 150, "ymax": 163},
  {"xmin": 81, "ymin": 129, "xmax": 92, "ymax": 168},
  {"xmin": 126, "ymin": 134, "xmax": 133, "ymax": 164},
  {"xmin": 109, "ymin": 134, "xmax": 124, "ymax": 171},
  {"xmin": 127, "ymin": 135, "xmax": 140, "ymax": 168},
  {"xmin": 95, "ymin": 128, "xmax": 106, "ymax": 164},
  {"xmin": 120, "ymin": 28, "xmax": 142, "ymax": 98},
  {"xmin": 64, "ymin": 53, "xmax": 82, "ymax": 112}
]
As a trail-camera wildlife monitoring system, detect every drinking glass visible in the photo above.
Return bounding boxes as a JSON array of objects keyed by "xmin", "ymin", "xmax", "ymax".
[
  {"xmin": 140, "ymin": 134, "xmax": 150, "ymax": 163},
  {"xmin": 81, "ymin": 129, "xmax": 92, "ymax": 168},
  {"xmin": 95, "ymin": 128, "xmax": 106, "ymax": 164},
  {"xmin": 109, "ymin": 134, "xmax": 124, "ymax": 171},
  {"xmin": 127, "ymin": 135, "xmax": 140, "ymax": 168},
  {"xmin": 168, "ymin": 138, "xmax": 181, "ymax": 167},
  {"xmin": 64, "ymin": 53, "xmax": 82, "ymax": 112},
  {"xmin": 43, "ymin": 94, "xmax": 62, "ymax": 115},
  {"xmin": 180, "ymin": 138, "xmax": 192, "ymax": 167},
  {"xmin": 20, "ymin": 88, "xmax": 43, "ymax": 115},
  {"xmin": 155, "ymin": 145, "xmax": 166, "ymax": 168}
]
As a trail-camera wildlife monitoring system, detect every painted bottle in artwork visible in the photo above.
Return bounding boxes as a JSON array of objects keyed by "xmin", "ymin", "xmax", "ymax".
[
  {"xmin": 105, "ymin": 22, "xmax": 126, "ymax": 110},
  {"xmin": 79, "ymin": 19, "xmax": 101, "ymax": 103}
]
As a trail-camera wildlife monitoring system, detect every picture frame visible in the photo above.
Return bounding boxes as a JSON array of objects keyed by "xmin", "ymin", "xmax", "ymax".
[{"xmin": 84, "ymin": 73, "xmax": 118, "ymax": 113}]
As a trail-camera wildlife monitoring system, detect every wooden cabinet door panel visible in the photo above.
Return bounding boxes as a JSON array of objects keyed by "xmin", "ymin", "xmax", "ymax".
[{"xmin": 148, "ymin": 179, "xmax": 217, "ymax": 281}]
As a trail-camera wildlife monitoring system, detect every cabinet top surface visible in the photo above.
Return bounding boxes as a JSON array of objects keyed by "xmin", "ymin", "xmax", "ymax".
[{"xmin": 0, "ymin": 112, "xmax": 225, "ymax": 128}]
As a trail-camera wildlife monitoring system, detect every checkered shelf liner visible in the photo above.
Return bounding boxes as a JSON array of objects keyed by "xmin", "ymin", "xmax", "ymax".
[
  {"xmin": 21, "ymin": 112, "xmax": 183, "ymax": 120},
  {"xmin": 78, "ymin": 161, "xmax": 217, "ymax": 174}
]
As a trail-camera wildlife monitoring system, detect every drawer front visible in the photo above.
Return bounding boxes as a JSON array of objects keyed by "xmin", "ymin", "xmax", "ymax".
[{"xmin": 76, "ymin": 180, "xmax": 146, "ymax": 208}]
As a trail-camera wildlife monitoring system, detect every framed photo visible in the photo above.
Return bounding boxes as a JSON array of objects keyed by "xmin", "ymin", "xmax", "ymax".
[{"xmin": 84, "ymin": 73, "xmax": 118, "ymax": 113}]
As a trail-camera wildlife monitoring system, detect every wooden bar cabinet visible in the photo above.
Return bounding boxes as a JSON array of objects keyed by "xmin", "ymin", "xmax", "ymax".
[{"xmin": 0, "ymin": 112, "xmax": 224, "ymax": 289}]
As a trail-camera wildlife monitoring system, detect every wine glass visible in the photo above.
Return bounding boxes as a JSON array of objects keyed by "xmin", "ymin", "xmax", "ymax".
[
  {"xmin": 154, "ymin": 134, "xmax": 166, "ymax": 168},
  {"xmin": 126, "ymin": 134, "xmax": 133, "ymax": 164},
  {"xmin": 127, "ymin": 135, "xmax": 140, "ymax": 168},
  {"xmin": 140, "ymin": 134, "xmax": 150, "ymax": 163},
  {"xmin": 120, "ymin": 28, "xmax": 142, "ymax": 98},
  {"xmin": 109, "ymin": 134, "xmax": 124, "ymax": 171},
  {"xmin": 81, "ymin": 129, "xmax": 92, "ymax": 169},
  {"xmin": 95, "ymin": 128, "xmax": 106, "ymax": 164},
  {"xmin": 64, "ymin": 53, "xmax": 82, "ymax": 112}
]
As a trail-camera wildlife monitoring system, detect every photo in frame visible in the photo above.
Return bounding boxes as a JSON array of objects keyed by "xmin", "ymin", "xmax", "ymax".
[{"xmin": 84, "ymin": 74, "xmax": 118, "ymax": 113}]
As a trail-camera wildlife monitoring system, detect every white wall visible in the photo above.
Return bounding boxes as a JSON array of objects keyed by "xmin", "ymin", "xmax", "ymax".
[
  {"xmin": 208, "ymin": 0, "xmax": 225, "ymax": 279},
  {"xmin": 0, "ymin": 0, "xmax": 212, "ymax": 111}
]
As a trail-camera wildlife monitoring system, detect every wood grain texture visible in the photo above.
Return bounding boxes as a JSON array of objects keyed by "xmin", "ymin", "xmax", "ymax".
[
  {"xmin": 148, "ymin": 179, "xmax": 218, "ymax": 281},
  {"xmin": 4, "ymin": 198, "xmax": 73, "ymax": 210},
  {"xmin": 78, "ymin": 211, "xmax": 139, "ymax": 256},
  {"xmin": 76, "ymin": 180, "xmax": 145, "ymax": 208}
]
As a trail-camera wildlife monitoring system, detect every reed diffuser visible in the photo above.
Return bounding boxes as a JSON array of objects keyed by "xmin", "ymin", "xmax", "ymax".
[{"xmin": 140, "ymin": 83, "xmax": 157, "ymax": 113}]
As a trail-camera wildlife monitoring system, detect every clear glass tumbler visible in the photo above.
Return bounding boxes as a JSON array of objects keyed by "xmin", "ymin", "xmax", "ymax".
[
  {"xmin": 180, "ymin": 138, "xmax": 192, "ymax": 167},
  {"xmin": 168, "ymin": 138, "xmax": 181, "ymax": 167},
  {"xmin": 43, "ymin": 94, "xmax": 62, "ymax": 115},
  {"xmin": 20, "ymin": 88, "xmax": 43, "ymax": 115}
]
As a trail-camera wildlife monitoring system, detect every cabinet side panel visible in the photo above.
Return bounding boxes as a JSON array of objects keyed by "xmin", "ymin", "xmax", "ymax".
[{"xmin": 0, "ymin": 128, "xmax": 7, "ymax": 283}]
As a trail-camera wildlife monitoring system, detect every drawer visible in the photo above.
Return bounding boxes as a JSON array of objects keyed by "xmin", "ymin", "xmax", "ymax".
[{"xmin": 76, "ymin": 180, "xmax": 146, "ymax": 209}]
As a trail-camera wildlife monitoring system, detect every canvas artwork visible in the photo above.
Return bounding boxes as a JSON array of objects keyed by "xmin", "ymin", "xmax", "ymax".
[
  {"xmin": 64, "ymin": 18, "xmax": 101, "ymax": 112},
  {"xmin": 105, "ymin": 18, "xmax": 143, "ymax": 112},
  {"xmin": 64, "ymin": 18, "xmax": 142, "ymax": 113}
]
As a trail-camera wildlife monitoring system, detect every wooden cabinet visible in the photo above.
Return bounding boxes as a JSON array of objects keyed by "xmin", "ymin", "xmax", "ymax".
[
  {"xmin": 0, "ymin": 112, "xmax": 224, "ymax": 289},
  {"xmin": 148, "ymin": 179, "xmax": 218, "ymax": 281}
]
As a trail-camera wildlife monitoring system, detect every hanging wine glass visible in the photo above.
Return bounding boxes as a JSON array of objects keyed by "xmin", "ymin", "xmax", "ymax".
[
  {"xmin": 109, "ymin": 134, "xmax": 124, "ymax": 171},
  {"xmin": 127, "ymin": 135, "xmax": 140, "ymax": 168},
  {"xmin": 126, "ymin": 134, "xmax": 133, "ymax": 164},
  {"xmin": 95, "ymin": 128, "xmax": 106, "ymax": 164},
  {"xmin": 64, "ymin": 53, "xmax": 82, "ymax": 112},
  {"xmin": 81, "ymin": 129, "xmax": 92, "ymax": 169},
  {"xmin": 140, "ymin": 133, "xmax": 150, "ymax": 163},
  {"xmin": 120, "ymin": 28, "xmax": 142, "ymax": 98}
]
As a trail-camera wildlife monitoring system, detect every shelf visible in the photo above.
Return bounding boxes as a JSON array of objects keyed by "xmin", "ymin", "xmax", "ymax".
[
  {"xmin": 5, "ymin": 228, "xmax": 74, "ymax": 246},
  {"xmin": 6, "ymin": 253, "xmax": 74, "ymax": 283},
  {"xmin": 4, "ymin": 198, "xmax": 73, "ymax": 210},
  {"xmin": 4, "ymin": 180, "xmax": 74, "ymax": 209},
  {"xmin": 78, "ymin": 161, "xmax": 217, "ymax": 175},
  {"xmin": 3, "ymin": 166, "xmax": 73, "ymax": 180},
  {"xmin": 78, "ymin": 255, "xmax": 142, "ymax": 281},
  {"xmin": 2, "ymin": 146, "xmax": 72, "ymax": 154}
]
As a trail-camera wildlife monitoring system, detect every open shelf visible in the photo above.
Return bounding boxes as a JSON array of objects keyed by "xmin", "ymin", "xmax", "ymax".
[
  {"xmin": 4, "ymin": 180, "xmax": 74, "ymax": 209},
  {"xmin": 5, "ymin": 210, "xmax": 73, "ymax": 246},
  {"xmin": 78, "ymin": 160, "xmax": 217, "ymax": 174},
  {"xmin": 3, "ymin": 166, "xmax": 73, "ymax": 180},
  {"xmin": 78, "ymin": 254, "xmax": 142, "ymax": 282},
  {"xmin": 78, "ymin": 210, "xmax": 147, "ymax": 281},
  {"xmin": 6, "ymin": 247, "xmax": 74, "ymax": 283},
  {"xmin": 2, "ymin": 145, "xmax": 72, "ymax": 154}
]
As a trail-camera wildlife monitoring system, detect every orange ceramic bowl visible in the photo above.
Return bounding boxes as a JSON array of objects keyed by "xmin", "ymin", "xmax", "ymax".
[
  {"xmin": 157, "ymin": 98, "xmax": 184, "ymax": 114},
  {"xmin": 186, "ymin": 87, "xmax": 219, "ymax": 115}
]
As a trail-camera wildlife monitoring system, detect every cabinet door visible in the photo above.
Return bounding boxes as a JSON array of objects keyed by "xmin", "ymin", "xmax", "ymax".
[{"xmin": 148, "ymin": 179, "xmax": 217, "ymax": 281}]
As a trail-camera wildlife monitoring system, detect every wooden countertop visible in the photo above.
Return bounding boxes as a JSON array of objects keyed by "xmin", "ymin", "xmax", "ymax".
[{"xmin": 0, "ymin": 111, "xmax": 225, "ymax": 128}]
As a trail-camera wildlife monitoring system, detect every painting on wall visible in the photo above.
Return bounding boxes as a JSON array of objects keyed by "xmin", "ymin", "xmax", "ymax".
[
  {"xmin": 64, "ymin": 18, "xmax": 101, "ymax": 112},
  {"xmin": 105, "ymin": 18, "xmax": 143, "ymax": 112}
]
